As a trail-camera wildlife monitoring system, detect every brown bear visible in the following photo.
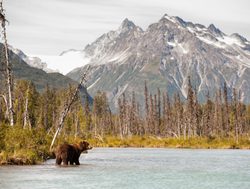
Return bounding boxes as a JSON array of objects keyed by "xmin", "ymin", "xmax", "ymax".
[{"xmin": 55, "ymin": 141, "xmax": 92, "ymax": 165}]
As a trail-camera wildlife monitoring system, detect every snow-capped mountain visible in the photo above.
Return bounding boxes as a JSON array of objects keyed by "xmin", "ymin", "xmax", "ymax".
[
  {"xmin": 8, "ymin": 45, "xmax": 56, "ymax": 73},
  {"xmin": 66, "ymin": 14, "xmax": 250, "ymax": 108}
]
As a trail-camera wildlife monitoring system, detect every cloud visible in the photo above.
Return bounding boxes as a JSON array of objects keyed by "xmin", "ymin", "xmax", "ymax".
[{"xmin": 5, "ymin": 0, "xmax": 250, "ymax": 56}]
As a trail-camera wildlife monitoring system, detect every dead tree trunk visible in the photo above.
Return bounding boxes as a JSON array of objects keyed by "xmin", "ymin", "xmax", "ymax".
[
  {"xmin": 0, "ymin": 2, "xmax": 14, "ymax": 126},
  {"xmin": 50, "ymin": 66, "xmax": 90, "ymax": 151},
  {"xmin": 23, "ymin": 85, "xmax": 31, "ymax": 129},
  {"xmin": 0, "ymin": 94, "xmax": 8, "ymax": 118}
]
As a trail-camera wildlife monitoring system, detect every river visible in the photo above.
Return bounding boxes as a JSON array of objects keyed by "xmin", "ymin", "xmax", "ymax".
[{"xmin": 0, "ymin": 148, "xmax": 250, "ymax": 189}]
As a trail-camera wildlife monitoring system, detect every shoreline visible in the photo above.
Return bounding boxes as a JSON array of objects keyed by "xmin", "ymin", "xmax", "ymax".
[
  {"xmin": 1, "ymin": 146, "xmax": 249, "ymax": 166},
  {"xmin": 88, "ymin": 136, "xmax": 250, "ymax": 149},
  {"xmin": 1, "ymin": 136, "xmax": 250, "ymax": 165}
]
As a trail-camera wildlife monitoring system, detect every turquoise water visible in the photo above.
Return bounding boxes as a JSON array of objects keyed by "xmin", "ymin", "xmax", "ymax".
[{"xmin": 0, "ymin": 148, "xmax": 250, "ymax": 189}]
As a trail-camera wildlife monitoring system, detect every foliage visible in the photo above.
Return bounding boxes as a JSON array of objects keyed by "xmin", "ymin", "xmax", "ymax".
[{"xmin": 0, "ymin": 126, "xmax": 51, "ymax": 164}]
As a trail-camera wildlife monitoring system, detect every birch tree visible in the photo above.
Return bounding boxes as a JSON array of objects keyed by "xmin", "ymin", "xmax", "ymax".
[{"xmin": 0, "ymin": 1, "xmax": 14, "ymax": 126}]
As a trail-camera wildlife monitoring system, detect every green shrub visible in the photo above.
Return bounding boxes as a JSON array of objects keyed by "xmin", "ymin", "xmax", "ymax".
[{"xmin": 1, "ymin": 126, "xmax": 51, "ymax": 164}]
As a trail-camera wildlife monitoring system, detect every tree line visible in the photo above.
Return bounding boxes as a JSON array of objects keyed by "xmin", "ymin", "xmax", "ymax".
[
  {"xmin": 0, "ymin": 78, "xmax": 250, "ymax": 144},
  {"xmin": 115, "ymin": 78, "xmax": 250, "ymax": 143}
]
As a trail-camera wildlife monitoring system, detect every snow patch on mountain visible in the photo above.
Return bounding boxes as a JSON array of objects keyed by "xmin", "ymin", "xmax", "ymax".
[
  {"xmin": 167, "ymin": 41, "xmax": 176, "ymax": 47},
  {"xmin": 178, "ymin": 43, "xmax": 188, "ymax": 54}
]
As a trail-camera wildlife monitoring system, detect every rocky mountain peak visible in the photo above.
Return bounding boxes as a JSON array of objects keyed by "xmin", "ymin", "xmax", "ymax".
[
  {"xmin": 118, "ymin": 18, "xmax": 137, "ymax": 33},
  {"xmin": 160, "ymin": 14, "xmax": 177, "ymax": 24},
  {"xmin": 160, "ymin": 14, "xmax": 189, "ymax": 28},
  {"xmin": 208, "ymin": 24, "xmax": 224, "ymax": 37},
  {"xmin": 230, "ymin": 33, "xmax": 248, "ymax": 43}
]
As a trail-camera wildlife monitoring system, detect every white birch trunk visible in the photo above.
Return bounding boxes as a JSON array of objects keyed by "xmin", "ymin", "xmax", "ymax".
[{"xmin": 0, "ymin": 2, "xmax": 14, "ymax": 126}]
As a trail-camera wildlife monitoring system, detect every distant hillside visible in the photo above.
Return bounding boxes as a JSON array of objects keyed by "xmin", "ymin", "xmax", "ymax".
[
  {"xmin": 0, "ymin": 43, "xmax": 78, "ymax": 91},
  {"xmin": 8, "ymin": 44, "xmax": 56, "ymax": 73}
]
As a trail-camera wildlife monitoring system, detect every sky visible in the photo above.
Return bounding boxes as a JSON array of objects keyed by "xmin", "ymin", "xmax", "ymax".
[{"xmin": 5, "ymin": 0, "xmax": 250, "ymax": 57}]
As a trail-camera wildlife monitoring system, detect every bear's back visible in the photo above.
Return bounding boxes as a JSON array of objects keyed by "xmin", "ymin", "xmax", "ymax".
[{"xmin": 57, "ymin": 144, "xmax": 77, "ymax": 156}]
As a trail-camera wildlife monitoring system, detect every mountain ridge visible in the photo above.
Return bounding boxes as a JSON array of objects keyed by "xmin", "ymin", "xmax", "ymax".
[
  {"xmin": 8, "ymin": 45, "xmax": 58, "ymax": 73},
  {"xmin": 65, "ymin": 14, "xmax": 250, "ymax": 109},
  {"xmin": 0, "ymin": 43, "xmax": 78, "ymax": 91}
]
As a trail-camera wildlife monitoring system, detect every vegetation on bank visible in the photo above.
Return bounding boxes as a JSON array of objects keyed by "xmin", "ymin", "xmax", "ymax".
[
  {"xmin": 89, "ymin": 135, "xmax": 250, "ymax": 149},
  {"xmin": 0, "ymin": 125, "xmax": 51, "ymax": 165},
  {"xmin": 1, "ymin": 125, "xmax": 250, "ymax": 165}
]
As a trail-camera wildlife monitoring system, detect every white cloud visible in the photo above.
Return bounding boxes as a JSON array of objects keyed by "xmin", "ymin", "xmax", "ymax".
[
  {"xmin": 4, "ymin": 0, "xmax": 250, "ymax": 57},
  {"xmin": 38, "ymin": 51, "xmax": 90, "ymax": 75}
]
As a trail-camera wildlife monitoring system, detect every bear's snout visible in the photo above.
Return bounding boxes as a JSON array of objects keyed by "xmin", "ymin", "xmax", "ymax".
[{"xmin": 88, "ymin": 146, "xmax": 93, "ymax": 150}]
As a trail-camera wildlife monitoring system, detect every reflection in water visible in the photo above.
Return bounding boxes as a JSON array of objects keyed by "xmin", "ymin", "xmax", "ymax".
[{"xmin": 0, "ymin": 148, "xmax": 250, "ymax": 189}]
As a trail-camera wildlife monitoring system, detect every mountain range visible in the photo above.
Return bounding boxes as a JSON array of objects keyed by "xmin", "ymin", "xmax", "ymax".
[
  {"xmin": 61, "ymin": 14, "xmax": 250, "ymax": 109},
  {"xmin": 5, "ymin": 14, "xmax": 250, "ymax": 110}
]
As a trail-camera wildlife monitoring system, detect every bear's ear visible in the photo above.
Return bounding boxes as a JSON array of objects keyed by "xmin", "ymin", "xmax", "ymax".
[
  {"xmin": 80, "ymin": 141, "xmax": 88, "ymax": 147},
  {"xmin": 83, "ymin": 140, "xmax": 88, "ymax": 145}
]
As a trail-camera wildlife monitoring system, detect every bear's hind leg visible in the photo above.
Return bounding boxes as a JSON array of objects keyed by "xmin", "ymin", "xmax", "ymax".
[{"xmin": 62, "ymin": 158, "xmax": 68, "ymax": 165}]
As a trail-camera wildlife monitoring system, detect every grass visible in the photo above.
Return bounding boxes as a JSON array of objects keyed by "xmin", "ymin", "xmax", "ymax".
[{"xmin": 88, "ymin": 135, "xmax": 250, "ymax": 149}]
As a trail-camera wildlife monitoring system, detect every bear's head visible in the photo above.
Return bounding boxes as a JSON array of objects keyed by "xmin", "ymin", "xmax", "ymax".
[{"xmin": 78, "ymin": 141, "xmax": 92, "ymax": 153}]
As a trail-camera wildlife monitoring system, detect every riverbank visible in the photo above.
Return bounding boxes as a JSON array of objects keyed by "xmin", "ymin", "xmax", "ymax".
[
  {"xmin": 0, "ymin": 150, "xmax": 52, "ymax": 165},
  {"xmin": 1, "ymin": 136, "xmax": 250, "ymax": 165}
]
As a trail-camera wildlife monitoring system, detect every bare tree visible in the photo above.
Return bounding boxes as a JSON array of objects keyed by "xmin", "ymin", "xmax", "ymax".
[
  {"xmin": 186, "ymin": 76, "xmax": 194, "ymax": 138},
  {"xmin": 23, "ymin": 83, "xmax": 31, "ymax": 129},
  {"xmin": 156, "ymin": 88, "xmax": 161, "ymax": 135},
  {"xmin": 223, "ymin": 82, "xmax": 229, "ymax": 136},
  {"xmin": 144, "ymin": 81, "xmax": 149, "ymax": 134},
  {"xmin": 233, "ymin": 88, "xmax": 239, "ymax": 143},
  {"xmin": 0, "ymin": 1, "xmax": 14, "ymax": 126}
]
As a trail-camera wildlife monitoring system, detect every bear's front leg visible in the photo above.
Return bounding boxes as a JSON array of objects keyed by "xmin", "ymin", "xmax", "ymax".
[
  {"xmin": 75, "ymin": 160, "xmax": 80, "ymax": 165},
  {"xmin": 56, "ymin": 157, "xmax": 62, "ymax": 165}
]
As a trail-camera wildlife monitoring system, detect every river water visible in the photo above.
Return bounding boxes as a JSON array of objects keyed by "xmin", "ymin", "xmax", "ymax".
[{"xmin": 0, "ymin": 148, "xmax": 250, "ymax": 189}]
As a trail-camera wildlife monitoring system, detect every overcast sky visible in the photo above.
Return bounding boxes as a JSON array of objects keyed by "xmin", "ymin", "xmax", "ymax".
[{"xmin": 5, "ymin": 0, "xmax": 250, "ymax": 56}]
